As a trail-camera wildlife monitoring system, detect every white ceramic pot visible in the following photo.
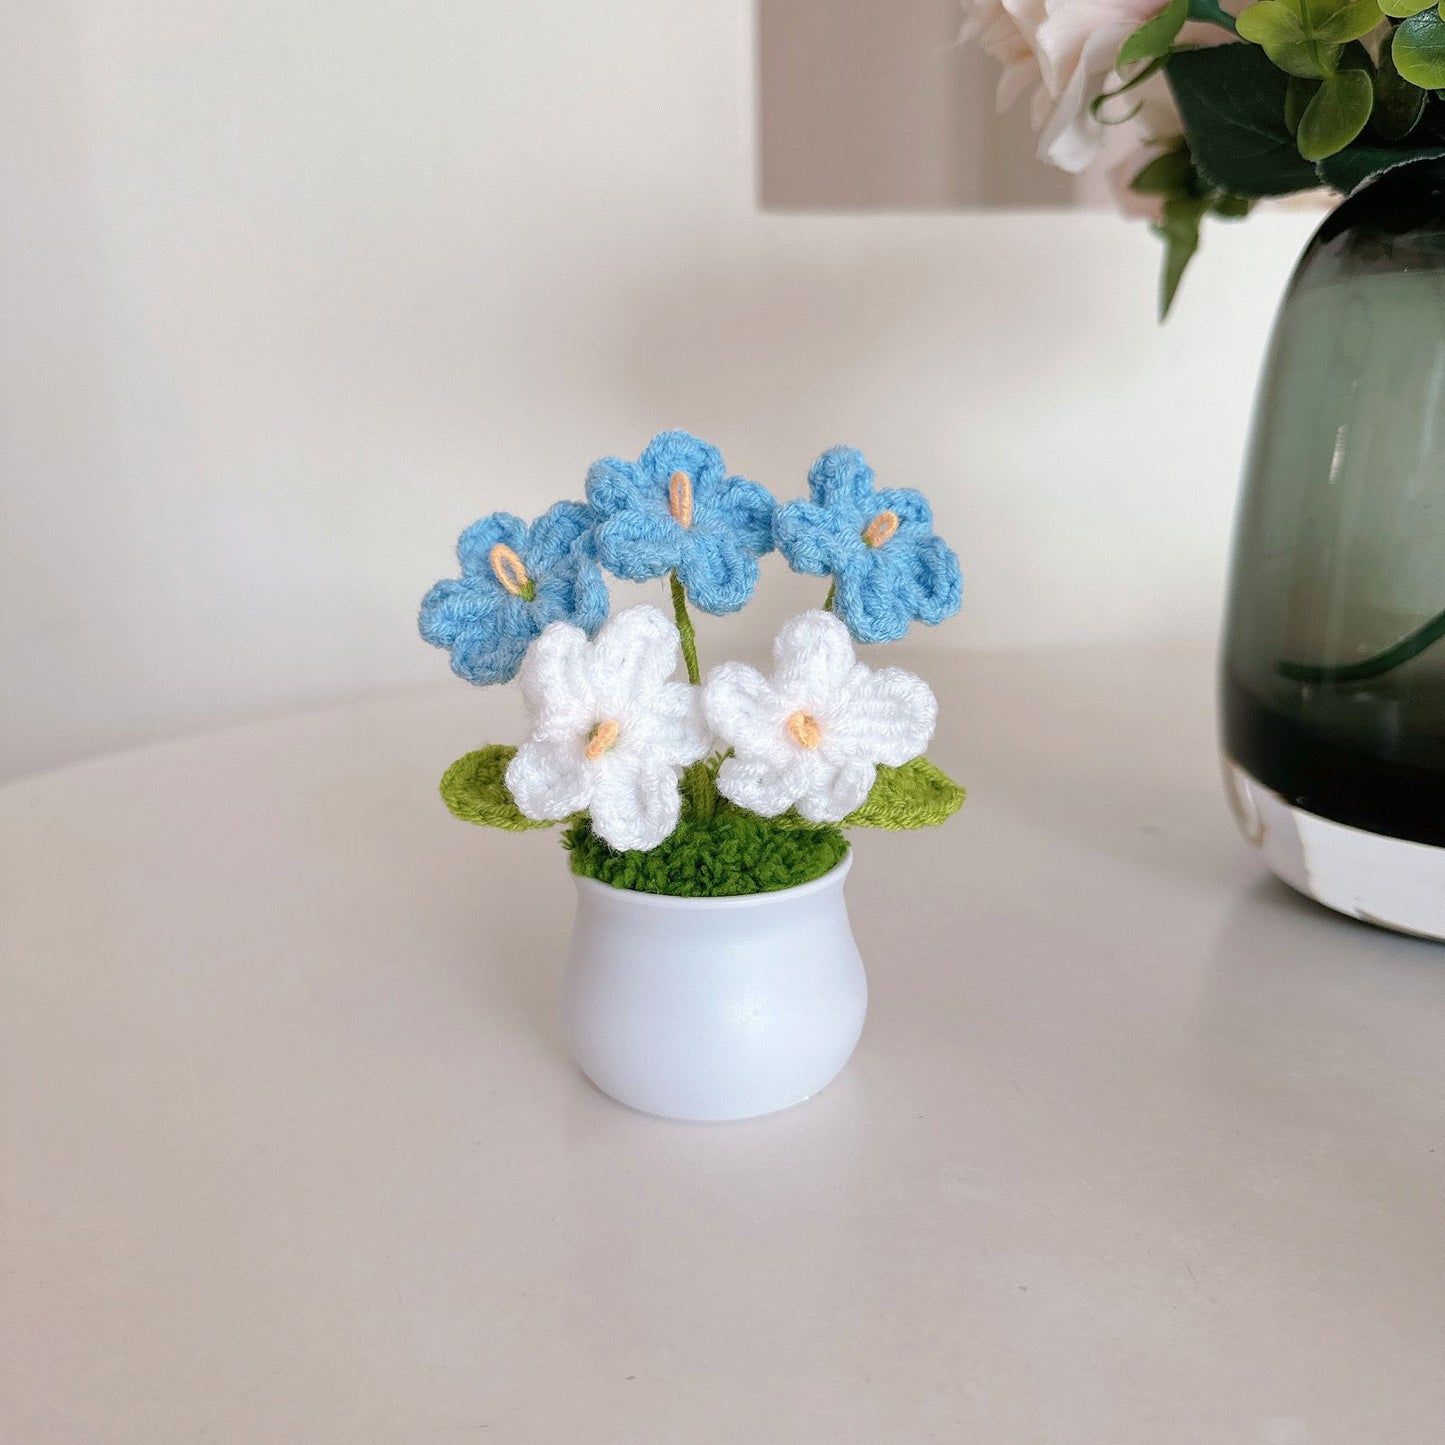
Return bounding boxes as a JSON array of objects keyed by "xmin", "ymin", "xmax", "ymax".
[{"xmin": 560, "ymin": 853, "xmax": 866, "ymax": 1121}]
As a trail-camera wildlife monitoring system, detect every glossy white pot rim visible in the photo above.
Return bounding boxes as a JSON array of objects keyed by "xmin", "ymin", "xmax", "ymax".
[{"xmin": 571, "ymin": 849, "xmax": 852, "ymax": 912}]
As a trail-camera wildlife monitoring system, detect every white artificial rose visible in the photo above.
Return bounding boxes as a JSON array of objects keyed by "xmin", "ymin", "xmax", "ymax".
[
  {"xmin": 960, "ymin": 0, "xmax": 1050, "ymax": 118},
  {"xmin": 960, "ymin": 0, "xmax": 1195, "ymax": 175},
  {"xmin": 1033, "ymin": 0, "xmax": 1169, "ymax": 171}
]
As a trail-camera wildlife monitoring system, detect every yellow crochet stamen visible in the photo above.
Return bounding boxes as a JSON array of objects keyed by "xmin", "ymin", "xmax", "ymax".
[
  {"xmin": 669, "ymin": 471, "xmax": 694, "ymax": 529},
  {"xmin": 489, "ymin": 543, "xmax": 534, "ymax": 600},
  {"xmin": 785, "ymin": 711, "xmax": 823, "ymax": 750},
  {"xmin": 585, "ymin": 719, "xmax": 620, "ymax": 761},
  {"xmin": 862, "ymin": 510, "xmax": 900, "ymax": 548}
]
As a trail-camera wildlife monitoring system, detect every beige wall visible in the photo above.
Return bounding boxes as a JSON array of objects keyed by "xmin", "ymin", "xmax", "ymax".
[
  {"xmin": 0, "ymin": 0, "xmax": 1311, "ymax": 780},
  {"xmin": 758, "ymin": 0, "xmax": 1073, "ymax": 209}
]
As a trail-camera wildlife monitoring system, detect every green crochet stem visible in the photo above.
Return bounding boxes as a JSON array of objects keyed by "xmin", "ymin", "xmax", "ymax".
[
  {"xmin": 669, "ymin": 571, "xmax": 717, "ymax": 818},
  {"xmin": 1279, "ymin": 605, "xmax": 1445, "ymax": 684},
  {"xmin": 670, "ymin": 572, "xmax": 700, "ymax": 685},
  {"xmin": 683, "ymin": 759, "xmax": 717, "ymax": 820},
  {"xmin": 824, "ymin": 581, "xmax": 836, "ymax": 612}
]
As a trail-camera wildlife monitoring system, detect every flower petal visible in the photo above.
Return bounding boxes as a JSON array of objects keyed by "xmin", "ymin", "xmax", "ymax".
[
  {"xmin": 585, "ymin": 457, "xmax": 654, "ymax": 518},
  {"xmin": 715, "ymin": 478, "xmax": 777, "ymax": 556},
  {"xmin": 834, "ymin": 563, "xmax": 912, "ymax": 644},
  {"xmin": 505, "ymin": 738, "xmax": 594, "ymax": 821},
  {"xmin": 795, "ymin": 758, "xmax": 877, "ymax": 823},
  {"xmin": 456, "ymin": 512, "xmax": 529, "ymax": 577},
  {"xmin": 571, "ymin": 556, "xmax": 612, "ymax": 634},
  {"xmin": 638, "ymin": 430, "xmax": 726, "ymax": 497},
  {"xmin": 833, "ymin": 667, "xmax": 938, "ymax": 766},
  {"xmin": 872, "ymin": 486, "xmax": 934, "ymax": 532},
  {"xmin": 703, "ymin": 661, "xmax": 791, "ymax": 762},
  {"xmin": 531, "ymin": 552, "xmax": 610, "ymax": 637},
  {"xmin": 588, "ymin": 758, "xmax": 683, "ymax": 851},
  {"xmin": 806, "ymin": 446, "xmax": 876, "ymax": 515},
  {"xmin": 677, "ymin": 532, "xmax": 760, "ymax": 615},
  {"xmin": 418, "ymin": 577, "xmax": 497, "ymax": 649},
  {"xmin": 588, "ymin": 605, "xmax": 682, "ymax": 713},
  {"xmin": 772, "ymin": 609, "xmax": 858, "ymax": 702},
  {"xmin": 772, "ymin": 500, "xmax": 839, "ymax": 578},
  {"xmin": 419, "ymin": 578, "xmax": 534, "ymax": 684},
  {"xmin": 447, "ymin": 621, "xmax": 531, "ymax": 686},
  {"xmin": 900, "ymin": 534, "xmax": 964, "ymax": 626},
  {"xmin": 518, "ymin": 621, "xmax": 595, "ymax": 735},
  {"xmin": 526, "ymin": 500, "xmax": 595, "ymax": 567},
  {"xmin": 715, "ymin": 755, "xmax": 802, "ymax": 818},
  {"xmin": 594, "ymin": 510, "xmax": 685, "ymax": 583},
  {"xmin": 643, "ymin": 683, "xmax": 712, "ymax": 767}
]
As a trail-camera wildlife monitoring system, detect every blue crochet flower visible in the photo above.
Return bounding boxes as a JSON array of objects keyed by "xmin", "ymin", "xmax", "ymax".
[
  {"xmin": 585, "ymin": 430, "xmax": 776, "ymax": 615},
  {"xmin": 418, "ymin": 501, "xmax": 608, "ymax": 685},
  {"xmin": 774, "ymin": 446, "xmax": 962, "ymax": 644}
]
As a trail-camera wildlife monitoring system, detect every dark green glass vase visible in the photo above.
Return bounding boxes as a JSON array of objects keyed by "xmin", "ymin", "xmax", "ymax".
[{"xmin": 1221, "ymin": 162, "xmax": 1445, "ymax": 939}]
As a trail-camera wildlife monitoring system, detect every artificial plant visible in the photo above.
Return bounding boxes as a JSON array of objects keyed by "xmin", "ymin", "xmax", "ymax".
[{"xmin": 419, "ymin": 431, "xmax": 967, "ymax": 897}]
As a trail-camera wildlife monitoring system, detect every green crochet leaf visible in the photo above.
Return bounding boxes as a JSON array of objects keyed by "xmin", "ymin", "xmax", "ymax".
[
  {"xmin": 769, "ymin": 756, "xmax": 966, "ymax": 832},
  {"xmin": 440, "ymin": 745, "xmax": 555, "ymax": 830},
  {"xmin": 843, "ymin": 757, "xmax": 966, "ymax": 830}
]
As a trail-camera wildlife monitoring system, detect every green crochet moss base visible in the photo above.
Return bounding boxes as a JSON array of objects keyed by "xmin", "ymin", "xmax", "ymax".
[{"xmin": 563, "ymin": 809, "xmax": 849, "ymax": 898}]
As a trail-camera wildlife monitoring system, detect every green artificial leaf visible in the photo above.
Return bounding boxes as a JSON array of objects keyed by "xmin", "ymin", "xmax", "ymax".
[
  {"xmin": 439, "ymin": 745, "xmax": 556, "ymax": 829},
  {"xmin": 1380, "ymin": 0, "xmax": 1435, "ymax": 17},
  {"xmin": 1154, "ymin": 194, "xmax": 1209, "ymax": 316},
  {"xmin": 1165, "ymin": 44, "xmax": 1324, "ymax": 194},
  {"xmin": 1130, "ymin": 141, "xmax": 1194, "ymax": 192},
  {"xmin": 1394, "ymin": 8, "xmax": 1445, "ymax": 88},
  {"xmin": 1296, "ymin": 66, "xmax": 1375, "ymax": 157},
  {"xmin": 1285, "ymin": 74, "xmax": 1322, "ymax": 132},
  {"xmin": 1373, "ymin": 36, "xmax": 1429, "ymax": 138},
  {"xmin": 1237, "ymin": 2, "xmax": 1336, "ymax": 76},
  {"xmin": 1127, "ymin": 135, "xmax": 1252, "ymax": 316},
  {"xmin": 1296, "ymin": 65, "xmax": 1375, "ymax": 156},
  {"xmin": 1312, "ymin": 0, "xmax": 1390, "ymax": 39},
  {"xmin": 841, "ymin": 758, "xmax": 966, "ymax": 830},
  {"xmin": 1119, "ymin": 0, "xmax": 1190, "ymax": 65},
  {"xmin": 1286, "ymin": 39, "xmax": 1343, "ymax": 76},
  {"xmin": 1316, "ymin": 137, "xmax": 1445, "ymax": 190},
  {"xmin": 1149, "ymin": 185, "xmax": 1254, "ymax": 317}
]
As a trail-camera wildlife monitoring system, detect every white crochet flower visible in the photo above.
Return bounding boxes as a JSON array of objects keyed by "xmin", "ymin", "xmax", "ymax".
[
  {"xmin": 704, "ymin": 610, "xmax": 937, "ymax": 823},
  {"xmin": 505, "ymin": 605, "xmax": 710, "ymax": 851}
]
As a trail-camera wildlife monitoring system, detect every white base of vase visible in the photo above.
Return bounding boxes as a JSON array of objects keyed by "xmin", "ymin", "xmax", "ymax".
[
  {"xmin": 1224, "ymin": 758, "xmax": 1445, "ymax": 941},
  {"xmin": 561, "ymin": 855, "xmax": 866, "ymax": 1122}
]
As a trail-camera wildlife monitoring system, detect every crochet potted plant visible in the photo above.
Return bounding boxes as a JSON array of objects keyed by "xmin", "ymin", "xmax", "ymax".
[{"xmin": 420, "ymin": 432, "xmax": 965, "ymax": 1120}]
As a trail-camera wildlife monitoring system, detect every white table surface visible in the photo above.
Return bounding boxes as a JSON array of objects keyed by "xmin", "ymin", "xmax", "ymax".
[{"xmin": 4, "ymin": 642, "xmax": 1444, "ymax": 1443}]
